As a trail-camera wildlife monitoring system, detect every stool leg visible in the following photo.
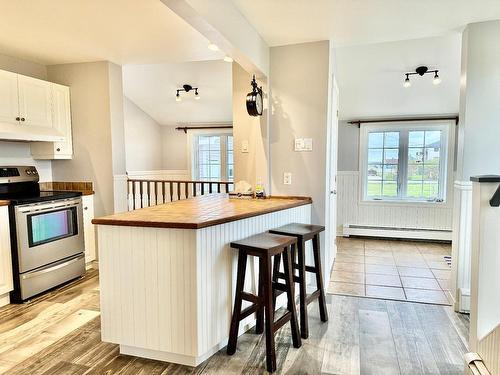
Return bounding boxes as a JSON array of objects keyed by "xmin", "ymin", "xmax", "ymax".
[
  {"xmin": 262, "ymin": 254, "xmax": 277, "ymax": 373},
  {"xmin": 255, "ymin": 256, "xmax": 264, "ymax": 334},
  {"xmin": 271, "ymin": 253, "xmax": 281, "ymax": 310},
  {"xmin": 227, "ymin": 251, "xmax": 248, "ymax": 355},
  {"xmin": 312, "ymin": 234, "xmax": 328, "ymax": 322},
  {"xmin": 297, "ymin": 239, "xmax": 309, "ymax": 339},
  {"xmin": 283, "ymin": 245, "xmax": 302, "ymax": 349}
]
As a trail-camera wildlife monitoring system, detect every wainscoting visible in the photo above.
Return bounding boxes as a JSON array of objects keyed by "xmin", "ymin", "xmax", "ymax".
[{"xmin": 337, "ymin": 171, "xmax": 454, "ymax": 237}]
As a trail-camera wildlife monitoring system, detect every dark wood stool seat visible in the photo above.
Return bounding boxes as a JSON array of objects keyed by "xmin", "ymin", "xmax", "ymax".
[
  {"xmin": 227, "ymin": 233, "xmax": 302, "ymax": 373},
  {"xmin": 269, "ymin": 223, "xmax": 328, "ymax": 339}
]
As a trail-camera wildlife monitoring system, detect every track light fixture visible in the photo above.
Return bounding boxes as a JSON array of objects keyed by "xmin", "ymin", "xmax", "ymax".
[
  {"xmin": 403, "ymin": 66, "xmax": 441, "ymax": 87},
  {"xmin": 175, "ymin": 84, "xmax": 200, "ymax": 102}
]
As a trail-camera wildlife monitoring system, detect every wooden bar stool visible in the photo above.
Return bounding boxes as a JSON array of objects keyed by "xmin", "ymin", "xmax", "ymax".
[
  {"xmin": 269, "ymin": 223, "xmax": 328, "ymax": 339},
  {"xmin": 227, "ymin": 233, "xmax": 302, "ymax": 373}
]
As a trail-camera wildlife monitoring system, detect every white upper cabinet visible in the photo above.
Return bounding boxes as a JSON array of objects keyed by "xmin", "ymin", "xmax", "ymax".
[
  {"xmin": 31, "ymin": 83, "xmax": 73, "ymax": 159},
  {"xmin": 17, "ymin": 75, "xmax": 53, "ymax": 128},
  {"xmin": 0, "ymin": 70, "xmax": 20, "ymax": 126}
]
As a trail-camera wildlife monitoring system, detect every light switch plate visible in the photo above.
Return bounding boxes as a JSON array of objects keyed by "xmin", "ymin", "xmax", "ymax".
[
  {"xmin": 294, "ymin": 138, "xmax": 304, "ymax": 151},
  {"xmin": 303, "ymin": 138, "xmax": 313, "ymax": 151},
  {"xmin": 283, "ymin": 172, "xmax": 292, "ymax": 185},
  {"xmin": 241, "ymin": 140, "xmax": 249, "ymax": 153}
]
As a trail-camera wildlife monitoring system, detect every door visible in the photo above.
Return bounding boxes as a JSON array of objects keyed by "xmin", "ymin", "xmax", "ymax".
[
  {"xmin": 52, "ymin": 84, "xmax": 73, "ymax": 155},
  {"xmin": 0, "ymin": 207, "xmax": 13, "ymax": 296},
  {"xmin": 18, "ymin": 75, "xmax": 52, "ymax": 128},
  {"xmin": 328, "ymin": 77, "xmax": 339, "ymax": 269},
  {"xmin": 0, "ymin": 70, "xmax": 20, "ymax": 126}
]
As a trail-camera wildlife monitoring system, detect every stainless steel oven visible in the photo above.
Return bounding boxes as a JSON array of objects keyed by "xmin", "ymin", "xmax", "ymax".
[
  {"xmin": 1, "ymin": 166, "xmax": 86, "ymax": 302},
  {"xmin": 15, "ymin": 198, "xmax": 84, "ymax": 273}
]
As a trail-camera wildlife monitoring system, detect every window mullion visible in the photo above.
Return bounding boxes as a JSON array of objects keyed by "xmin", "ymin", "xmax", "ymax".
[
  {"xmin": 221, "ymin": 135, "xmax": 227, "ymax": 181},
  {"xmin": 399, "ymin": 130, "xmax": 408, "ymax": 199}
]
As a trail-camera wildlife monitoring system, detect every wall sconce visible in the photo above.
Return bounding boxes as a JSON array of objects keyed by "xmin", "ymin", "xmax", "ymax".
[
  {"xmin": 403, "ymin": 66, "xmax": 441, "ymax": 88},
  {"xmin": 175, "ymin": 84, "xmax": 200, "ymax": 102}
]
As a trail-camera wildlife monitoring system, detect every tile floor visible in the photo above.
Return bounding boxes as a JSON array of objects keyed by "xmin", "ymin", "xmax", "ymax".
[{"xmin": 327, "ymin": 237, "xmax": 452, "ymax": 305}]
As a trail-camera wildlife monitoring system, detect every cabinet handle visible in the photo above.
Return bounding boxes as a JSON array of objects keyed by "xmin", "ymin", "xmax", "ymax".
[
  {"xmin": 15, "ymin": 117, "xmax": 20, "ymax": 121},
  {"xmin": 84, "ymin": 207, "xmax": 88, "ymax": 210},
  {"xmin": 56, "ymin": 148, "xmax": 61, "ymax": 152},
  {"xmin": 20, "ymin": 117, "xmax": 25, "ymax": 122}
]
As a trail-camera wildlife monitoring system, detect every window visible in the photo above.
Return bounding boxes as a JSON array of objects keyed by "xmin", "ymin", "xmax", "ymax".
[
  {"xmin": 361, "ymin": 123, "xmax": 451, "ymax": 202},
  {"xmin": 194, "ymin": 134, "xmax": 233, "ymax": 181}
]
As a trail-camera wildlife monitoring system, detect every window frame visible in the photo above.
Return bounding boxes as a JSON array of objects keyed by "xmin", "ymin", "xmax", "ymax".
[
  {"xmin": 359, "ymin": 121, "xmax": 454, "ymax": 205},
  {"xmin": 191, "ymin": 131, "xmax": 233, "ymax": 182}
]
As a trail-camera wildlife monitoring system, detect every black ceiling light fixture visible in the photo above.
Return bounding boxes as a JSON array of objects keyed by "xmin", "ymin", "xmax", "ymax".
[
  {"xmin": 176, "ymin": 84, "xmax": 200, "ymax": 102},
  {"xmin": 403, "ymin": 66, "xmax": 441, "ymax": 88}
]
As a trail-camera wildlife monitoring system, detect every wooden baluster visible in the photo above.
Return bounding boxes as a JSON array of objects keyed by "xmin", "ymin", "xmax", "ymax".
[
  {"xmin": 185, "ymin": 182, "xmax": 189, "ymax": 199},
  {"xmin": 209, "ymin": 182, "xmax": 213, "ymax": 194},
  {"xmin": 201, "ymin": 182, "xmax": 205, "ymax": 195},
  {"xmin": 169, "ymin": 181, "xmax": 173, "ymax": 202},
  {"xmin": 217, "ymin": 182, "xmax": 221, "ymax": 193},
  {"xmin": 139, "ymin": 181, "xmax": 144, "ymax": 208},
  {"xmin": 177, "ymin": 182, "xmax": 181, "ymax": 200},
  {"xmin": 132, "ymin": 181, "xmax": 136, "ymax": 210},
  {"xmin": 127, "ymin": 180, "xmax": 130, "ymax": 210},
  {"xmin": 193, "ymin": 182, "xmax": 197, "ymax": 197},
  {"xmin": 154, "ymin": 182, "xmax": 158, "ymax": 206},
  {"xmin": 162, "ymin": 182, "xmax": 166, "ymax": 203}
]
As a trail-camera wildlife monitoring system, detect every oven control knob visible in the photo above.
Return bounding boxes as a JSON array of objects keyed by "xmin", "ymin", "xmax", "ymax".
[
  {"xmin": 25, "ymin": 170, "xmax": 31, "ymax": 175},
  {"xmin": 32, "ymin": 170, "xmax": 38, "ymax": 175}
]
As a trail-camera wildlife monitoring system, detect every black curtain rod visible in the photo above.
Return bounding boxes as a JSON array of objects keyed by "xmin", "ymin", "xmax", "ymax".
[
  {"xmin": 348, "ymin": 116, "xmax": 459, "ymax": 128},
  {"xmin": 175, "ymin": 125, "xmax": 233, "ymax": 134}
]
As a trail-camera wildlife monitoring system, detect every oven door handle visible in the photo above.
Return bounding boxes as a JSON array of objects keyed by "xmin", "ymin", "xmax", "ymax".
[
  {"xmin": 16, "ymin": 199, "xmax": 81, "ymax": 214},
  {"xmin": 21, "ymin": 255, "xmax": 84, "ymax": 280}
]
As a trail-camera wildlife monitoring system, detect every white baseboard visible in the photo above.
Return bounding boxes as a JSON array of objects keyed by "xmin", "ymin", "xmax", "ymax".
[
  {"xmin": 343, "ymin": 224, "xmax": 452, "ymax": 241},
  {"xmin": 458, "ymin": 288, "xmax": 471, "ymax": 313},
  {"xmin": 0, "ymin": 293, "xmax": 10, "ymax": 307}
]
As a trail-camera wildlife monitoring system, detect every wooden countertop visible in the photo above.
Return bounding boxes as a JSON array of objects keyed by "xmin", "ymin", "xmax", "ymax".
[
  {"xmin": 0, "ymin": 200, "xmax": 9, "ymax": 206},
  {"xmin": 92, "ymin": 194, "xmax": 312, "ymax": 229}
]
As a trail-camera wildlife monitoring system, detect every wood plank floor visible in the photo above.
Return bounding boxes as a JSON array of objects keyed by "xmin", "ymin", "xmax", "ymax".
[{"xmin": 0, "ymin": 268, "xmax": 469, "ymax": 374}]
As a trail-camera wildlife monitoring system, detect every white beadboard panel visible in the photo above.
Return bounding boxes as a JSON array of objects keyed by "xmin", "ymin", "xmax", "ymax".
[
  {"xmin": 337, "ymin": 171, "xmax": 453, "ymax": 233},
  {"xmin": 97, "ymin": 203, "xmax": 311, "ymax": 364}
]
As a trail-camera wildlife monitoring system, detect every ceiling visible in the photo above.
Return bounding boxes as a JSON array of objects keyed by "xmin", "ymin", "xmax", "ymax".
[
  {"xmin": 123, "ymin": 60, "xmax": 232, "ymax": 125},
  {"xmin": 231, "ymin": 0, "xmax": 500, "ymax": 47},
  {"xmin": 336, "ymin": 34, "xmax": 462, "ymax": 119},
  {"xmin": 0, "ymin": 0, "xmax": 223, "ymax": 65}
]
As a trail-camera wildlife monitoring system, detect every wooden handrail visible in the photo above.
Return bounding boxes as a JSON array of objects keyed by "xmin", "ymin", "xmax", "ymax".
[{"xmin": 127, "ymin": 178, "xmax": 234, "ymax": 211}]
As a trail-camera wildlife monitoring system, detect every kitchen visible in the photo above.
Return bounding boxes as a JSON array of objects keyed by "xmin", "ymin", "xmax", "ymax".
[{"xmin": 1, "ymin": 1, "xmax": 498, "ymax": 374}]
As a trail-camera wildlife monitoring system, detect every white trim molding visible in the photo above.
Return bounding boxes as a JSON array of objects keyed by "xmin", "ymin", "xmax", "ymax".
[
  {"xmin": 126, "ymin": 170, "xmax": 189, "ymax": 181},
  {"xmin": 451, "ymin": 180, "xmax": 473, "ymax": 312}
]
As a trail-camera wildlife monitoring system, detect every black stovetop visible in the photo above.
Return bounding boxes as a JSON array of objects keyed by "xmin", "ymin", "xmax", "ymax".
[{"xmin": 0, "ymin": 181, "xmax": 81, "ymax": 205}]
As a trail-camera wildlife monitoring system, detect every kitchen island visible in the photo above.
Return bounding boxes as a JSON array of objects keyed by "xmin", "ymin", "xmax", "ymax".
[{"xmin": 92, "ymin": 194, "xmax": 312, "ymax": 366}]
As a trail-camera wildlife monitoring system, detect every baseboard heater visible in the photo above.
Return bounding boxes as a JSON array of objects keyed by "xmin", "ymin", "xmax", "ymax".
[{"xmin": 343, "ymin": 224, "xmax": 452, "ymax": 241}]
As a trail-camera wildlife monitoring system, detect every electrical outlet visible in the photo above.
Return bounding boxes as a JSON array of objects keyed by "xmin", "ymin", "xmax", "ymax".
[
  {"xmin": 283, "ymin": 172, "xmax": 292, "ymax": 185},
  {"xmin": 303, "ymin": 138, "xmax": 313, "ymax": 151},
  {"xmin": 294, "ymin": 138, "xmax": 304, "ymax": 151},
  {"xmin": 241, "ymin": 140, "xmax": 249, "ymax": 153}
]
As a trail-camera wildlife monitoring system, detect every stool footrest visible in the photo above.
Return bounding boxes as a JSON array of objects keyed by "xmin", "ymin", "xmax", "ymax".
[
  {"xmin": 306, "ymin": 290, "xmax": 321, "ymax": 305},
  {"xmin": 273, "ymin": 313, "xmax": 292, "ymax": 333},
  {"xmin": 275, "ymin": 271, "xmax": 300, "ymax": 283},
  {"xmin": 305, "ymin": 265, "xmax": 316, "ymax": 273},
  {"xmin": 241, "ymin": 292, "xmax": 260, "ymax": 304},
  {"xmin": 240, "ymin": 303, "xmax": 260, "ymax": 320},
  {"xmin": 272, "ymin": 281, "xmax": 287, "ymax": 293}
]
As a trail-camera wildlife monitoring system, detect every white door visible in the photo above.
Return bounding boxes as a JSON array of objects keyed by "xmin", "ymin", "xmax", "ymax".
[
  {"xmin": 0, "ymin": 207, "xmax": 13, "ymax": 296},
  {"xmin": 18, "ymin": 75, "xmax": 52, "ymax": 128},
  {"xmin": 328, "ymin": 77, "xmax": 339, "ymax": 268},
  {"xmin": 52, "ymin": 84, "xmax": 73, "ymax": 155},
  {"xmin": 0, "ymin": 70, "xmax": 20, "ymax": 125}
]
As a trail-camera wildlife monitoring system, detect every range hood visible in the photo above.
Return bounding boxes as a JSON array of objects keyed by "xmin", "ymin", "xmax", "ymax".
[{"xmin": 0, "ymin": 123, "xmax": 65, "ymax": 142}]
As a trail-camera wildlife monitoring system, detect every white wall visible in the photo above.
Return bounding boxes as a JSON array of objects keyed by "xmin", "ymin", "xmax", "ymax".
[
  {"xmin": 161, "ymin": 126, "xmax": 188, "ymax": 171},
  {"xmin": 0, "ymin": 53, "xmax": 52, "ymax": 181},
  {"xmin": 336, "ymin": 34, "xmax": 461, "ymax": 120},
  {"xmin": 457, "ymin": 21, "xmax": 500, "ymax": 180},
  {"xmin": 123, "ymin": 97, "xmax": 163, "ymax": 171},
  {"xmin": 47, "ymin": 61, "xmax": 123, "ymax": 217}
]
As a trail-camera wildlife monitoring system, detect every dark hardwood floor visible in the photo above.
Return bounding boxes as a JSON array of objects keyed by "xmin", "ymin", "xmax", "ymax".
[{"xmin": 0, "ymin": 267, "xmax": 469, "ymax": 374}]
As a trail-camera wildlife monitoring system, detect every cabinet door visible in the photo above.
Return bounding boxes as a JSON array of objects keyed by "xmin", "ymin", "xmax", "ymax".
[
  {"xmin": 0, "ymin": 206, "xmax": 13, "ymax": 296},
  {"xmin": 0, "ymin": 70, "xmax": 20, "ymax": 125},
  {"xmin": 18, "ymin": 75, "xmax": 52, "ymax": 128},
  {"xmin": 52, "ymin": 84, "xmax": 73, "ymax": 156},
  {"xmin": 82, "ymin": 195, "xmax": 96, "ymax": 263}
]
